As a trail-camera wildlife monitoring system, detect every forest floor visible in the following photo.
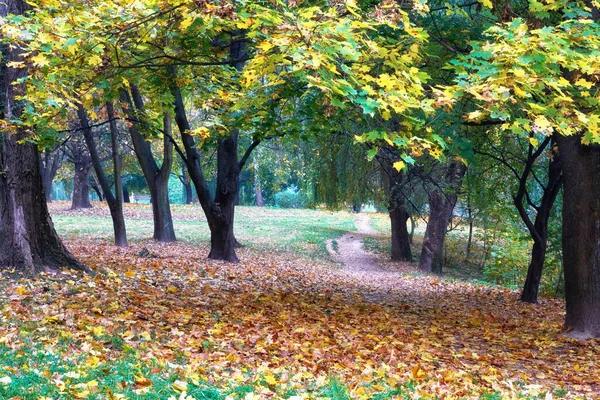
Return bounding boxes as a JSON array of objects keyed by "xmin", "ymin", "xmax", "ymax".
[{"xmin": 0, "ymin": 202, "xmax": 598, "ymax": 399}]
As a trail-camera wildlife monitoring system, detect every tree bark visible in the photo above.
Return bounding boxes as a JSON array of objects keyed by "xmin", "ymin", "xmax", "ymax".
[
  {"xmin": 123, "ymin": 186, "xmax": 130, "ymax": 203},
  {"xmin": 556, "ymin": 134, "xmax": 600, "ymax": 337},
  {"xmin": 387, "ymin": 168, "xmax": 412, "ymax": 261},
  {"xmin": 121, "ymin": 85, "xmax": 176, "ymax": 242},
  {"xmin": 519, "ymin": 143, "xmax": 562, "ymax": 303},
  {"xmin": 77, "ymin": 105, "xmax": 128, "ymax": 247},
  {"xmin": 106, "ymin": 101, "xmax": 127, "ymax": 247},
  {"xmin": 390, "ymin": 202, "xmax": 412, "ymax": 261},
  {"xmin": 0, "ymin": 0, "xmax": 85, "ymax": 273},
  {"xmin": 71, "ymin": 158, "xmax": 92, "ymax": 209},
  {"xmin": 419, "ymin": 162, "xmax": 467, "ymax": 274}
]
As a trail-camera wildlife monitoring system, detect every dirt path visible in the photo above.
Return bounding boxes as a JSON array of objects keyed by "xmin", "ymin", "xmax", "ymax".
[{"xmin": 326, "ymin": 213, "xmax": 382, "ymax": 272}]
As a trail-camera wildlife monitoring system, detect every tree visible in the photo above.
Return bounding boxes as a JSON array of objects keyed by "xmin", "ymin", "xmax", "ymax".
[
  {"xmin": 121, "ymin": 85, "xmax": 176, "ymax": 242},
  {"xmin": 418, "ymin": 161, "xmax": 467, "ymax": 274},
  {"xmin": 437, "ymin": 0, "xmax": 600, "ymax": 336},
  {"xmin": 77, "ymin": 105, "xmax": 128, "ymax": 247},
  {"xmin": 40, "ymin": 147, "xmax": 64, "ymax": 203},
  {"xmin": 0, "ymin": 0, "xmax": 84, "ymax": 273},
  {"xmin": 65, "ymin": 134, "xmax": 93, "ymax": 210}
]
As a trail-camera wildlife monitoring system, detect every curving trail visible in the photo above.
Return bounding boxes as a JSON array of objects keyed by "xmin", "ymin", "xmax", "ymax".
[{"xmin": 326, "ymin": 213, "xmax": 382, "ymax": 272}]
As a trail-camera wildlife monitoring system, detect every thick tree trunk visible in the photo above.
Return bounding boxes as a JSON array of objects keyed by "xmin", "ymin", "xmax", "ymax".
[
  {"xmin": 77, "ymin": 105, "xmax": 128, "ymax": 247},
  {"xmin": 0, "ymin": 0, "xmax": 84, "ymax": 273},
  {"xmin": 121, "ymin": 86, "xmax": 176, "ymax": 242},
  {"xmin": 419, "ymin": 162, "xmax": 467, "ymax": 274},
  {"xmin": 556, "ymin": 134, "xmax": 600, "ymax": 337},
  {"xmin": 71, "ymin": 159, "xmax": 92, "ymax": 209}
]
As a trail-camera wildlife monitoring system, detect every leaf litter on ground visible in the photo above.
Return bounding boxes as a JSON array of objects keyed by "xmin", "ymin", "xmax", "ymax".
[{"xmin": 0, "ymin": 203, "xmax": 598, "ymax": 399}]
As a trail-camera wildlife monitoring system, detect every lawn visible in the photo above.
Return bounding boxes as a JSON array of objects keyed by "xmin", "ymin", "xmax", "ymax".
[{"xmin": 0, "ymin": 203, "xmax": 597, "ymax": 399}]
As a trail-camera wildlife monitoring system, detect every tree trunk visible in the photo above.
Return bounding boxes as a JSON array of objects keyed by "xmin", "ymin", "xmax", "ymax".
[
  {"xmin": 106, "ymin": 102, "xmax": 127, "ymax": 247},
  {"xmin": 519, "ymin": 144, "xmax": 562, "ymax": 303},
  {"xmin": 91, "ymin": 183, "xmax": 103, "ymax": 201},
  {"xmin": 71, "ymin": 159, "xmax": 92, "ymax": 209},
  {"xmin": 556, "ymin": 134, "xmax": 600, "ymax": 337},
  {"xmin": 123, "ymin": 186, "xmax": 130, "ymax": 203},
  {"xmin": 381, "ymin": 156, "xmax": 412, "ymax": 261},
  {"xmin": 170, "ymin": 34, "xmax": 248, "ymax": 262},
  {"xmin": 121, "ymin": 86, "xmax": 176, "ymax": 242},
  {"xmin": 390, "ymin": 203, "xmax": 412, "ymax": 261},
  {"xmin": 77, "ymin": 105, "xmax": 128, "ymax": 247},
  {"xmin": 40, "ymin": 149, "xmax": 62, "ymax": 203},
  {"xmin": 419, "ymin": 162, "xmax": 467, "ymax": 274},
  {"xmin": 253, "ymin": 154, "xmax": 264, "ymax": 207},
  {"xmin": 0, "ymin": 0, "xmax": 85, "ymax": 273}
]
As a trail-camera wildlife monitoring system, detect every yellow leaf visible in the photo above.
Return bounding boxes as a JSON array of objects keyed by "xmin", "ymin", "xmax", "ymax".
[
  {"xmin": 88, "ymin": 54, "xmax": 102, "ymax": 67},
  {"xmin": 31, "ymin": 54, "xmax": 50, "ymax": 67},
  {"xmin": 167, "ymin": 285, "xmax": 178, "ymax": 294},
  {"xmin": 15, "ymin": 286, "xmax": 28, "ymax": 295},
  {"xmin": 393, "ymin": 161, "xmax": 406, "ymax": 171},
  {"xmin": 482, "ymin": 0, "xmax": 493, "ymax": 8},
  {"xmin": 172, "ymin": 380, "xmax": 188, "ymax": 392},
  {"xmin": 575, "ymin": 78, "xmax": 593, "ymax": 89},
  {"xmin": 264, "ymin": 374, "xmax": 277, "ymax": 385}
]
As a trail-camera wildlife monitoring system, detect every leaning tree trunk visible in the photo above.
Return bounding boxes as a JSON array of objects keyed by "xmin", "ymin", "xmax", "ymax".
[
  {"xmin": 556, "ymin": 134, "xmax": 600, "ymax": 337},
  {"xmin": 0, "ymin": 0, "xmax": 84, "ymax": 273},
  {"xmin": 77, "ymin": 105, "xmax": 128, "ymax": 247},
  {"xmin": 419, "ymin": 162, "xmax": 467, "ymax": 274},
  {"xmin": 71, "ymin": 159, "xmax": 92, "ymax": 209}
]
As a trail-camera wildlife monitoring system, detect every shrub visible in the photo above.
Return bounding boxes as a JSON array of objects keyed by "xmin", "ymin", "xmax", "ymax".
[{"xmin": 274, "ymin": 185, "xmax": 307, "ymax": 209}]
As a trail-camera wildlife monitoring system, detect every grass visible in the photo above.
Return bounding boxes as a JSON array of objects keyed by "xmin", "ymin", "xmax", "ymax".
[{"xmin": 50, "ymin": 202, "xmax": 357, "ymax": 260}]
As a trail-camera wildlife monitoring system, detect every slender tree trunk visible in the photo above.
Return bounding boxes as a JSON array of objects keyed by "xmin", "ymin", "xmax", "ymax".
[
  {"xmin": 77, "ymin": 105, "xmax": 127, "ymax": 247},
  {"xmin": 519, "ymin": 147, "xmax": 562, "ymax": 303},
  {"xmin": 91, "ymin": 183, "xmax": 103, "ymax": 202},
  {"xmin": 556, "ymin": 134, "xmax": 600, "ymax": 337},
  {"xmin": 180, "ymin": 161, "xmax": 193, "ymax": 204},
  {"xmin": 419, "ymin": 162, "xmax": 467, "ymax": 274},
  {"xmin": 106, "ymin": 102, "xmax": 127, "ymax": 247},
  {"xmin": 121, "ymin": 86, "xmax": 176, "ymax": 242},
  {"xmin": 0, "ymin": 0, "xmax": 85, "ymax": 273},
  {"xmin": 253, "ymin": 154, "xmax": 264, "ymax": 207},
  {"xmin": 40, "ymin": 149, "xmax": 62, "ymax": 203},
  {"xmin": 123, "ymin": 186, "xmax": 130, "ymax": 203},
  {"xmin": 71, "ymin": 159, "xmax": 92, "ymax": 209}
]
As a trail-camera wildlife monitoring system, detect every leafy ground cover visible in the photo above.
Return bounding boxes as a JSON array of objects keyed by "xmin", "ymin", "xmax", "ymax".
[{"xmin": 0, "ymin": 203, "xmax": 598, "ymax": 399}]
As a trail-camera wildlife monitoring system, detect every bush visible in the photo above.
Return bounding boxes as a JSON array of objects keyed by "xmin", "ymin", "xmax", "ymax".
[{"xmin": 274, "ymin": 185, "xmax": 307, "ymax": 209}]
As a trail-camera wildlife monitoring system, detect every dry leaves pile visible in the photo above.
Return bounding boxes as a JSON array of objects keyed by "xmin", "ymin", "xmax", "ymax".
[{"xmin": 1, "ymin": 213, "xmax": 599, "ymax": 398}]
